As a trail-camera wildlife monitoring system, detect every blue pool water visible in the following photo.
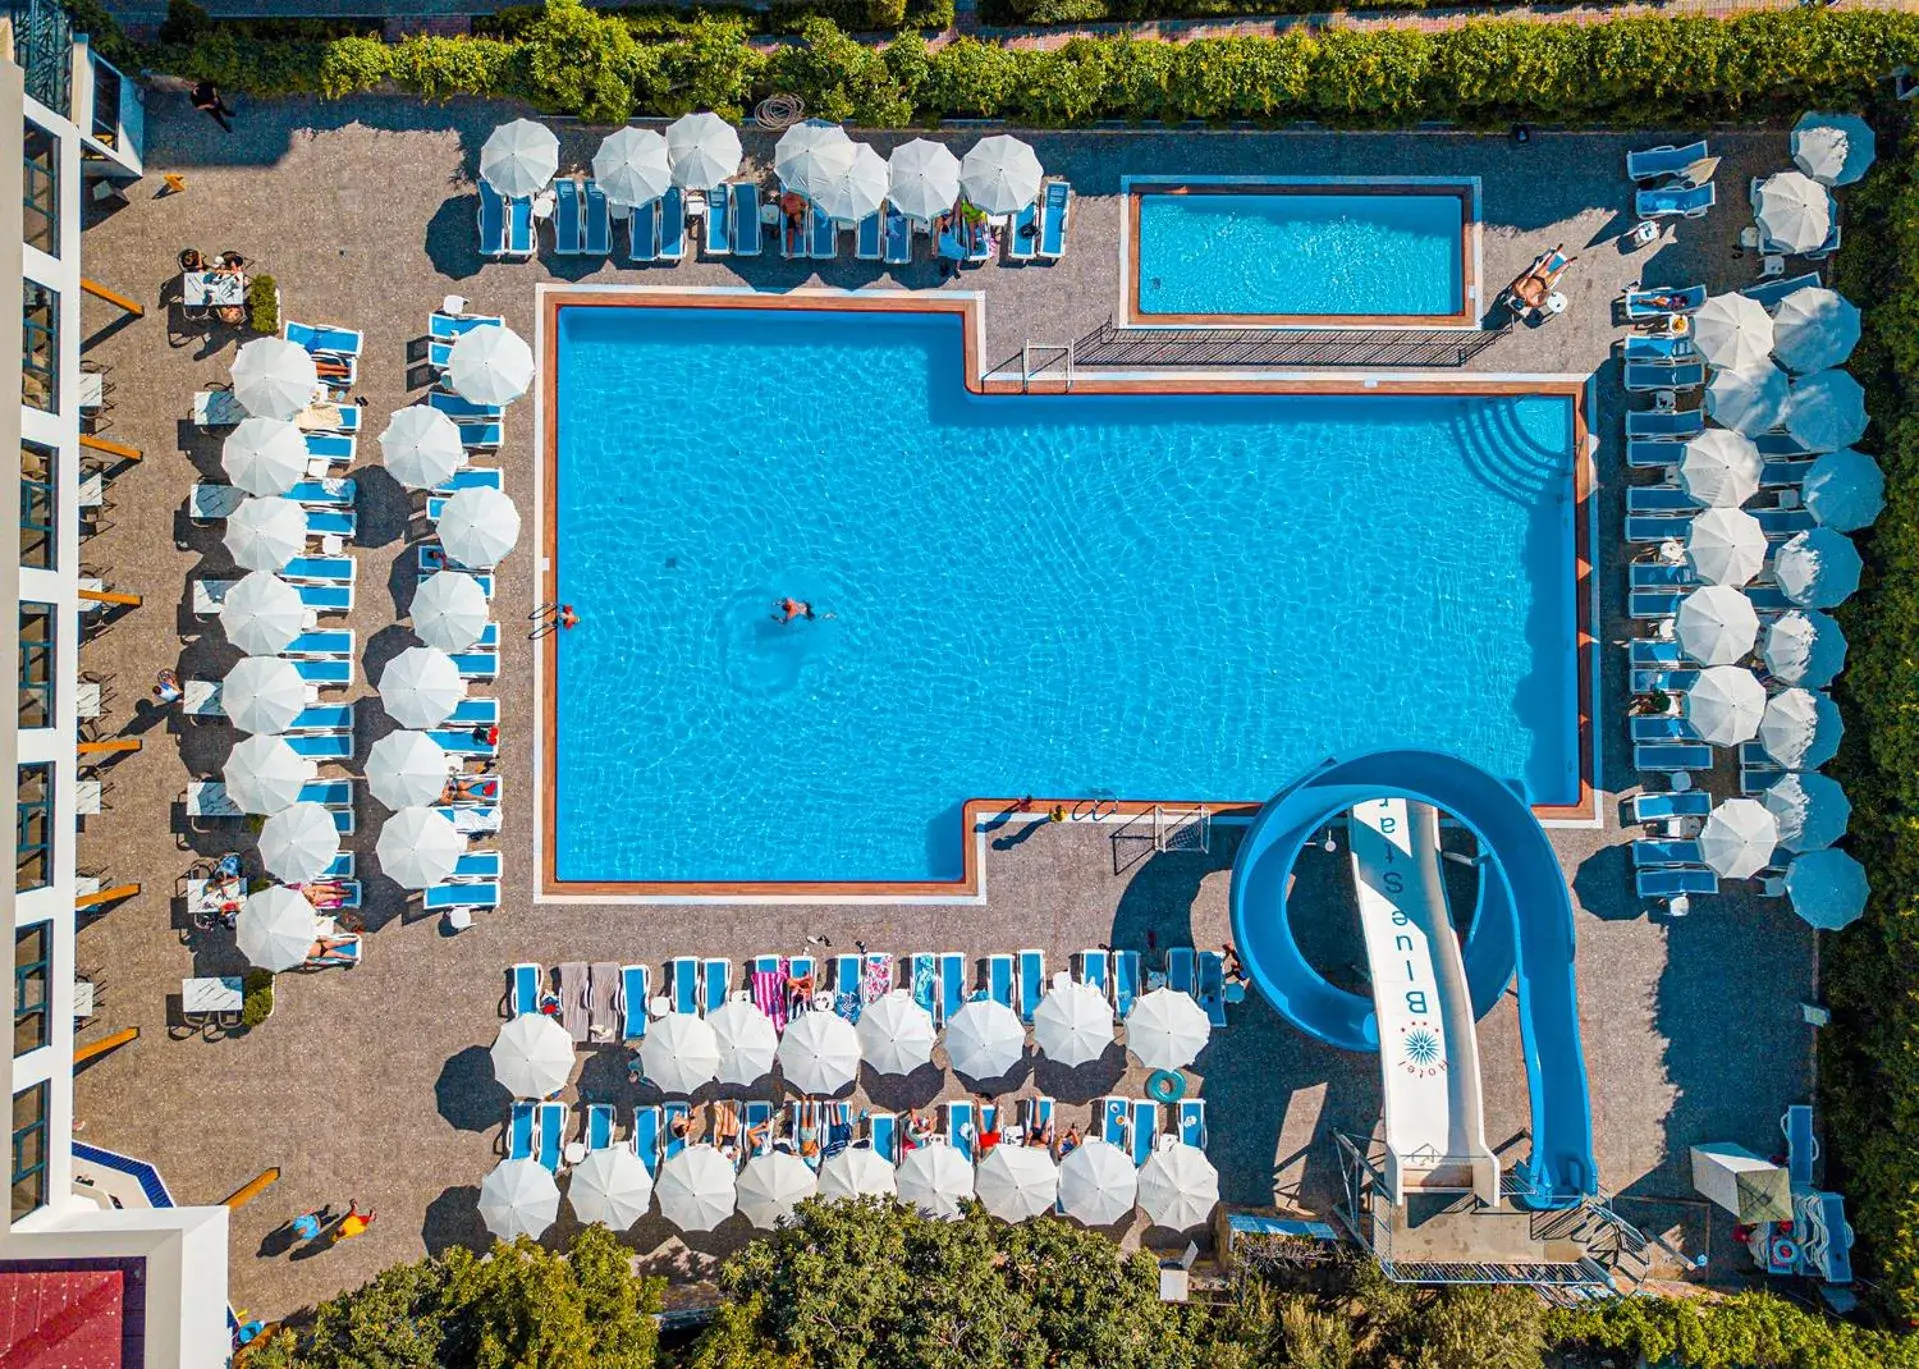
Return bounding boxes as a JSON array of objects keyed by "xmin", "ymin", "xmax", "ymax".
[
  {"xmin": 1136, "ymin": 190, "xmax": 1465, "ymax": 318},
  {"xmin": 552, "ymin": 306, "xmax": 1579, "ymax": 886}
]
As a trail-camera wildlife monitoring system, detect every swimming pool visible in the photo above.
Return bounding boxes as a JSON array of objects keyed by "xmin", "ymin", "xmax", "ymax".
[
  {"xmin": 1129, "ymin": 178, "xmax": 1477, "ymax": 327},
  {"xmin": 543, "ymin": 296, "xmax": 1585, "ymax": 894}
]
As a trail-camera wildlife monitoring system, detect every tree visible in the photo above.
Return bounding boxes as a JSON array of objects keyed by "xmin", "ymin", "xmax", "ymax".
[
  {"xmin": 516, "ymin": 0, "xmax": 648, "ymax": 124},
  {"xmin": 297, "ymin": 1254, "xmax": 451, "ymax": 1369}
]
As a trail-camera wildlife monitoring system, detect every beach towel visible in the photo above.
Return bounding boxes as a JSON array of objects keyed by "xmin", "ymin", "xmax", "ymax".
[
  {"xmin": 752, "ymin": 966, "xmax": 788, "ymax": 1034},
  {"xmin": 863, "ymin": 953, "xmax": 892, "ymax": 1002},
  {"xmin": 587, "ymin": 962, "xmax": 620, "ymax": 1043},
  {"xmin": 911, "ymin": 957, "xmax": 936, "ymax": 1009},
  {"xmin": 557, "ymin": 961, "xmax": 590, "ymax": 1045}
]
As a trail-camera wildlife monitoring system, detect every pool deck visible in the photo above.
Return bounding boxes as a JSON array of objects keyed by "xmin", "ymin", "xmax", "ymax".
[{"xmin": 71, "ymin": 94, "xmax": 1815, "ymax": 1315}]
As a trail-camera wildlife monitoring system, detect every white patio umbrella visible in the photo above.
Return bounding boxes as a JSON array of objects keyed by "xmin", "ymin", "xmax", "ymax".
[
  {"xmin": 1762, "ymin": 609, "xmax": 1848, "ymax": 689},
  {"xmin": 779, "ymin": 1009, "xmax": 862, "ymax": 1096},
  {"xmin": 1793, "ymin": 112, "xmax": 1876, "ymax": 187},
  {"xmin": 568, "ymin": 1145, "xmax": 653, "ymax": 1229},
  {"xmin": 1759, "ymin": 688, "xmax": 1844, "ymax": 770},
  {"xmin": 888, "ymin": 138, "xmax": 961, "ymax": 221},
  {"xmin": 817, "ymin": 1147, "xmax": 896, "ymax": 1202},
  {"xmin": 411, "ymin": 571, "xmax": 491, "ymax": 653},
  {"xmin": 960, "ymin": 135, "xmax": 1043, "ymax": 215},
  {"xmin": 1679, "ymin": 429, "xmax": 1763, "ymax": 508},
  {"xmin": 811, "ymin": 142, "xmax": 889, "ymax": 224},
  {"xmin": 232, "ymin": 337, "xmax": 317, "ymax": 421},
  {"xmin": 480, "ymin": 118, "xmax": 559, "ymax": 199},
  {"xmin": 222, "ymin": 417, "xmax": 307, "ymax": 495},
  {"xmin": 1698, "ymin": 799, "xmax": 1780, "ymax": 880},
  {"xmin": 592, "ymin": 126, "xmax": 672, "ymax": 208},
  {"xmin": 492, "ymin": 1013, "xmax": 575, "ymax": 1098},
  {"xmin": 1125, "ymin": 987, "xmax": 1213, "ymax": 1071},
  {"xmin": 1691, "ymin": 294, "xmax": 1774, "ymax": 372},
  {"xmin": 1705, "ymin": 364, "xmax": 1791, "ymax": 436},
  {"xmin": 222, "ymin": 655, "xmax": 308, "ymax": 734},
  {"xmin": 1775, "ymin": 528, "xmax": 1863, "ymax": 609},
  {"xmin": 708, "ymin": 999, "xmax": 778, "ymax": 1086},
  {"xmin": 1032, "ymin": 982, "xmax": 1114, "ymax": 1067},
  {"xmin": 235, "ymin": 885, "xmax": 317, "ymax": 972},
  {"xmin": 896, "ymin": 1143, "xmax": 974, "ymax": 1219},
  {"xmin": 735, "ymin": 1151, "xmax": 817, "ymax": 1228},
  {"xmin": 1785, "ymin": 848, "xmax": 1869, "ymax": 931},
  {"xmin": 380, "ymin": 646, "xmax": 466, "ymax": 729},
  {"xmin": 366, "ymin": 732, "xmax": 453, "ymax": 809},
  {"xmin": 1803, "ymin": 448, "xmax": 1884, "ymax": 532},
  {"xmin": 1058, "ymin": 1139, "xmax": 1137, "ymax": 1226},
  {"xmin": 774, "ymin": 120, "xmax": 854, "ymax": 201},
  {"xmin": 944, "ymin": 999, "xmax": 1025, "ymax": 1081},
  {"xmin": 1763, "ymin": 771, "xmax": 1851, "ymax": 854},
  {"xmin": 437, "ymin": 486, "xmax": 522, "ymax": 569},
  {"xmin": 258, "ymin": 801, "xmax": 341, "ymax": 884},
  {"xmin": 1685, "ymin": 507, "xmax": 1768, "ymax": 587},
  {"xmin": 856, "ymin": 990, "xmax": 937, "ymax": 1075},
  {"xmin": 219, "ymin": 571, "xmax": 306, "ymax": 655},
  {"xmin": 378, "ymin": 406, "xmax": 465, "ymax": 491},
  {"xmin": 656, "ymin": 1145, "xmax": 737, "ymax": 1232},
  {"xmin": 1675, "ymin": 584, "xmax": 1760, "ymax": 666},
  {"xmin": 666, "ymin": 112, "xmax": 742, "ymax": 191},
  {"xmin": 975, "ymin": 1145, "xmax": 1058, "ymax": 1222},
  {"xmin": 1682, "ymin": 665, "xmax": 1767, "ymax": 748},
  {"xmin": 480, "ymin": 1158, "xmax": 561, "ymax": 1240},
  {"xmin": 640, "ymin": 1012, "xmax": 720, "ymax": 1094},
  {"xmin": 1771, "ymin": 288, "xmax": 1861, "ymax": 374},
  {"xmin": 225, "ymin": 734, "xmax": 313, "ymax": 814},
  {"xmin": 1137, "ymin": 1142, "xmax": 1220, "ymax": 1230},
  {"xmin": 1785, "ymin": 370, "xmax": 1868, "ymax": 453},
  {"xmin": 1754, "ymin": 171, "xmax": 1834, "ymax": 255},
  {"xmin": 224, "ymin": 495, "xmax": 307, "ymax": 572},
  {"xmin": 448, "ymin": 324, "xmax": 534, "ymax": 407},
  {"xmin": 376, "ymin": 806, "xmax": 464, "ymax": 889}
]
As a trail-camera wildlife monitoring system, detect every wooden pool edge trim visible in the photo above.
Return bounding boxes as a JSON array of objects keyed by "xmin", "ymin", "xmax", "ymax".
[
  {"xmin": 536, "ymin": 287, "xmax": 1597, "ymax": 901},
  {"xmin": 1123, "ymin": 180, "xmax": 1481, "ymax": 331}
]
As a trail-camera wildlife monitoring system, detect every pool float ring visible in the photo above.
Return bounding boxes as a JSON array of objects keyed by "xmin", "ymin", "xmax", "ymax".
[
  {"xmin": 1146, "ymin": 1070, "xmax": 1186, "ymax": 1103},
  {"xmin": 1772, "ymin": 1237, "xmax": 1799, "ymax": 1265}
]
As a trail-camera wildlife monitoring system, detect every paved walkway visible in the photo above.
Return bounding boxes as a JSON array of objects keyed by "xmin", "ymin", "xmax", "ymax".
[{"xmin": 69, "ymin": 93, "xmax": 1815, "ymax": 1317}]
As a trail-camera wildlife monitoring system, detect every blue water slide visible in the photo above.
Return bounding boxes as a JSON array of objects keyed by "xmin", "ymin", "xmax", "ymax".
[{"xmin": 1229, "ymin": 749, "xmax": 1596, "ymax": 1207}]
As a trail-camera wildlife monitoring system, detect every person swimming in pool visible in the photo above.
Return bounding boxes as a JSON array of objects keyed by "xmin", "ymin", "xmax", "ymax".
[{"xmin": 775, "ymin": 597, "xmax": 814, "ymax": 623}]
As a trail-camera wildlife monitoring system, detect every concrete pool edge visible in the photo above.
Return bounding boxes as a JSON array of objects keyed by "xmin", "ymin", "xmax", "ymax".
[
  {"xmin": 532, "ymin": 284, "xmax": 1598, "ymax": 905},
  {"xmin": 1119, "ymin": 175, "xmax": 1483, "ymax": 331}
]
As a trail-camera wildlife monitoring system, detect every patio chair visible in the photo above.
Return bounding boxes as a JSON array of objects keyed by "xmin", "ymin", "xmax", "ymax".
[
  {"xmin": 832, "ymin": 954, "xmax": 863, "ymax": 1021},
  {"xmin": 1630, "ymin": 791, "xmax": 1712, "ymax": 825},
  {"xmin": 507, "ymin": 1100, "xmax": 537, "ymax": 1160},
  {"xmin": 1626, "ymin": 409, "xmax": 1705, "ymax": 440},
  {"xmin": 536, "ymin": 1101, "xmax": 567, "ymax": 1170},
  {"xmin": 628, "ymin": 198, "xmax": 662, "ymax": 264},
  {"xmin": 1632, "ymin": 838, "xmax": 1705, "ymax": 868},
  {"xmin": 855, "ymin": 209, "xmax": 883, "ymax": 261},
  {"xmin": 1007, "ymin": 198, "xmax": 1039, "ymax": 263},
  {"xmin": 1038, "ymin": 180, "xmax": 1071, "ymax": 260},
  {"xmin": 985, "ymin": 953, "xmax": 1015, "ymax": 1010},
  {"xmin": 700, "ymin": 957, "xmax": 732, "ymax": 1015},
  {"xmin": 589, "ymin": 961, "xmax": 621, "ymax": 1043},
  {"xmin": 883, "ymin": 207, "xmax": 913, "ymax": 266},
  {"xmin": 587, "ymin": 1102, "xmax": 617, "ymax": 1152},
  {"xmin": 1636, "ymin": 866, "xmax": 1718, "ymax": 900},
  {"xmin": 1017, "ymin": 949, "xmax": 1045, "ymax": 1023},
  {"xmin": 942, "ymin": 1099, "xmax": 977, "ymax": 1162},
  {"xmin": 478, "ymin": 181, "xmax": 509, "ymax": 258},
  {"xmin": 584, "ymin": 181, "xmax": 612, "ymax": 256},
  {"xmin": 1076, "ymin": 949, "xmax": 1110, "ymax": 1001},
  {"xmin": 1635, "ymin": 183, "xmax": 1716, "ymax": 220},
  {"xmin": 936, "ymin": 952, "xmax": 966, "ymax": 1024},
  {"xmin": 1113, "ymin": 950, "xmax": 1141, "ymax": 1020},
  {"xmin": 619, "ymin": 963, "xmax": 650, "ymax": 1040},
  {"xmin": 632, "ymin": 1105, "xmax": 663, "ymax": 1174},
  {"xmin": 732, "ymin": 181, "xmax": 763, "ymax": 257},
  {"xmin": 551, "ymin": 177, "xmax": 584, "ymax": 255},
  {"xmin": 1626, "ymin": 140, "xmax": 1709, "ymax": 183},
  {"xmin": 1177, "ymin": 1099, "xmax": 1207, "ymax": 1150},
  {"xmin": 660, "ymin": 186, "xmax": 688, "ymax": 261}
]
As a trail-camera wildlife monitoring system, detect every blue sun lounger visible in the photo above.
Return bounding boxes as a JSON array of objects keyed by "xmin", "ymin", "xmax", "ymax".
[
  {"xmin": 320, "ymin": 850, "xmax": 355, "ymax": 881},
  {"xmin": 288, "ymin": 478, "xmax": 356, "ymax": 509},
  {"xmin": 868, "ymin": 1111, "xmax": 898, "ymax": 1163},
  {"xmin": 833, "ymin": 954, "xmax": 863, "ymax": 1021},
  {"xmin": 450, "ymin": 647, "xmax": 498, "ymax": 682},
  {"xmin": 1077, "ymin": 949, "xmax": 1110, "ymax": 1001},
  {"xmin": 1636, "ymin": 183, "xmax": 1716, "ymax": 220},
  {"xmin": 1017, "ymin": 950, "xmax": 1045, "ymax": 1023},
  {"xmin": 701, "ymin": 958, "xmax": 732, "ymax": 1015},
  {"xmin": 1630, "ymin": 715, "xmax": 1697, "ymax": 744},
  {"xmin": 1114, "ymin": 951, "xmax": 1141, "ymax": 1020},
  {"xmin": 1783, "ymin": 1104, "xmax": 1817, "ymax": 1187},
  {"xmin": 478, "ymin": 181, "xmax": 509, "ymax": 258},
  {"xmin": 583, "ymin": 181, "xmax": 611, "ymax": 256},
  {"xmin": 702, "ymin": 186, "xmax": 732, "ymax": 256},
  {"xmin": 291, "ymin": 658, "xmax": 354, "ymax": 688},
  {"xmin": 1627, "ymin": 409, "xmax": 1705, "ymax": 440},
  {"xmin": 1743, "ymin": 272, "xmax": 1822, "ymax": 310},
  {"xmin": 1166, "ymin": 947, "xmax": 1196, "ymax": 998},
  {"xmin": 1007, "ymin": 199, "xmax": 1039, "ymax": 263},
  {"xmin": 882, "ymin": 208, "xmax": 913, "ymax": 266},
  {"xmin": 1129, "ymin": 1099, "xmax": 1159, "ymax": 1165},
  {"xmin": 855, "ymin": 210, "xmax": 883, "ymax": 260},
  {"xmin": 1627, "ymin": 140, "xmax": 1710, "ymax": 183},
  {"xmin": 660, "ymin": 187, "xmax": 688, "ymax": 261},
  {"xmin": 429, "ymin": 726, "xmax": 493, "ymax": 759},
  {"xmin": 285, "ymin": 321, "xmax": 364, "ymax": 357},
  {"xmin": 908, "ymin": 952, "xmax": 936, "ymax": 1018},
  {"xmin": 1637, "ymin": 866, "xmax": 1718, "ymax": 900},
  {"xmin": 619, "ymin": 964, "xmax": 650, "ymax": 1040},
  {"xmin": 942, "ymin": 1099, "xmax": 976, "ymax": 1162},
  {"xmin": 283, "ymin": 628, "xmax": 352, "ymax": 657},
  {"xmin": 447, "ymin": 698, "xmax": 499, "ymax": 728},
  {"xmin": 1636, "ymin": 742, "xmax": 1712, "ymax": 773},
  {"xmin": 508, "ymin": 962, "xmax": 541, "ymax": 1016},
  {"xmin": 1625, "ymin": 360, "xmax": 1706, "ymax": 392},
  {"xmin": 985, "ymin": 953, "xmax": 1015, "ymax": 1010},
  {"xmin": 1755, "ymin": 507, "xmax": 1817, "ymax": 539},
  {"xmin": 448, "ymin": 852, "xmax": 501, "ymax": 884},
  {"xmin": 429, "ymin": 310, "xmax": 503, "ymax": 343},
  {"xmin": 286, "ymin": 704, "xmax": 352, "ymax": 733},
  {"xmin": 1178, "ymin": 1099, "xmax": 1207, "ymax": 1150},
  {"xmin": 586, "ymin": 1102, "xmax": 616, "ymax": 1152},
  {"xmin": 732, "ymin": 182, "xmax": 763, "ymax": 256},
  {"xmin": 1626, "ymin": 514, "xmax": 1691, "ymax": 543},
  {"xmin": 436, "ymin": 468, "xmax": 503, "ymax": 497},
  {"xmin": 1631, "ymin": 668, "xmax": 1698, "ymax": 695},
  {"xmin": 1761, "ymin": 459, "xmax": 1815, "ymax": 487},
  {"xmin": 426, "ymin": 392, "xmax": 504, "ymax": 428},
  {"xmin": 1623, "ymin": 335, "xmax": 1697, "ymax": 363},
  {"xmin": 424, "ymin": 881, "xmax": 499, "ymax": 914},
  {"xmin": 536, "ymin": 1102, "xmax": 566, "ymax": 1170},
  {"xmin": 743, "ymin": 1101, "xmax": 774, "ymax": 1157},
  {"xmin": 663, "ymin": 1102, "xmax": 689, "ymax": 1160},
  {"xmin": 1627, "ymin": 439, "xmax": 1687, "ymax": 470},
  {"xmin": 551, "ymin": 177, "xmax": 584, "ymax": 255},
  {"xmin": 937, "ymin": 952, "xmax": 966, "ymax": 1024},
  {"xmin": 1628, "ymin": 590, "xmax": 1683, "ymax": 620},
  {"xmin": 507, "ymin": 1100, "xmax": 536, "ymax": 1160},
  {"xmin": 282, "ymin": 555, "xmax": 355, "ymax": 584},
  {"xmin": 1633, "ymin": 839, "xmax": 1705, "ymax": 868},
  {"xmin": 1630, "ymin": 563, "xmax": 1695, "ymax": 592},
  {"xmin": 1197, "ymin": 951, "xmax": 1227, "ymax": 1028},
  {"xmin": 1622, "ymin": 284, "xmax": 1707, "ymax": 320},
  {"xmin": 285, "ymin": 730, "xmax": 352, "ymax": 761},
  {"xmin": 1630, "ymin": 791, "xmax": 1712, "ymax": 824},
  {"xmin": 506, "ymin": 194, "xmax": 535, "ymax": 258},
  {"xmin": 666, "ymin": 957, "xmax": 699, "ymax": 1016},
  {"xmin": 1038, "ymin": 180, "xmax": 1071, "ymax": 259},
  {"xmin": 628, "ymin": 198, "xmax": 661, "ymax": 263},
  {"xmin": 632, "ymin": 1105, "xmax": 662, "ymax": 1174},
  {"xmin": 1098, "ymin": 1097, "xmax": 1129, "ymax": 1149},
  {"xmin": 1024, "ymin": 1097, "xmax": 1053, "ymax": 1143},
  {"xmin": 305, "ymin": 432, "xmax": 354, "ymax": 468},
  {"xmin": 809, "ymin": 205, "xmax": 837, "ymax": 259}
]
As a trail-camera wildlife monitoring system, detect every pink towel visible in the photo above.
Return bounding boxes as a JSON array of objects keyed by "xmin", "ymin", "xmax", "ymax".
[
  {"xmin": 753, "ymin": 968, "xmax": 788, "ymax": 1034},
  {"xmin": 863, "ymin": 954, "xmax": 892, "ymax": 1003}
]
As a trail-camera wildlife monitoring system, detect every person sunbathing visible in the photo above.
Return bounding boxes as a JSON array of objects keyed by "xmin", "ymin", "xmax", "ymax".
[
  {"xmin": 442, "ymin": 774, "xmax": 499, "ymax": 804},
  {"xmin": 306, "ymin": 935, "xmax": 357, "ymax": 965}
]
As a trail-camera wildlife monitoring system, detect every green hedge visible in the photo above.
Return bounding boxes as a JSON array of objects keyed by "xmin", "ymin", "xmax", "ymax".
[
  {"xmin": 475, "ymin": 0, "xmax": 956, "ymax": 40},
  {"xmin": 1548, "ymin": 1292, "xmax": 1919, "ymax": 1369},
  {"xmin": 980, "ymin": 0, "xmax": 1423, "ymax": 28},
  {"xmin": 127, "ymin": 5, "xmax": 1919, "ymax": 130}
]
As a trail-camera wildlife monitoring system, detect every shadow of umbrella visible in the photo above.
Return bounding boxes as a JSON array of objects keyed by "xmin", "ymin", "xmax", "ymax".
[{"xmin": 436, "ymin": 1043, "xmax": 510, "ymax": 1133}]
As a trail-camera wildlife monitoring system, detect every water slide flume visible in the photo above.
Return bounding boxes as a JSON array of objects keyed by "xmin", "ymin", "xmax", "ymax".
[{"xmin": 1229, "ymin": 750, "xmax": 1597, "ymax": 1209}]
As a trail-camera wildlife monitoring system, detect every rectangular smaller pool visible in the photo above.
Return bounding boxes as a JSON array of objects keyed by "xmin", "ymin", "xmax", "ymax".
[{"xmin": 1128, "ymin": 177, "xmax": 1478, "ymax": 328}]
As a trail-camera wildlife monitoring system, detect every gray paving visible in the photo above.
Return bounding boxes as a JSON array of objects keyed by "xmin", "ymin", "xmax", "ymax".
[{"xmin": 71, "ymin": 93, "xmax": 1812, "ymax": 1316}]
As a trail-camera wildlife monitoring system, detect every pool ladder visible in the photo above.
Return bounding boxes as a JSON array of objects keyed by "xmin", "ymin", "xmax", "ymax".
[{"xmin": 1021, "ymin": 341, "xmax": 1075, "ymax": 392}]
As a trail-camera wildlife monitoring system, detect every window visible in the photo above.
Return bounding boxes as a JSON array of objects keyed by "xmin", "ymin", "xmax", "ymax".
[
  {"xmin": 22, "ymin": 120, "xmax": 56, "ymax": 258},
  {"xmin": 15, "ymin": 764, "xmax": 51, "ymax": 893},
  {"xmin": 17, "ymin": 605, "xmax": 51, "ymax": 729},
  {"xmin": 11, "ymin": 1082, "xmax": 46, "ymax": 1220},
  {"xmin": 21, "ymin": 282, "xmax": 57, "ymax": 413},
  {"xmin": 13, "ymin": 925, "xmax": 47, "ymax": 1058},
  {"xmin": 19, "ymin": 442, "xmax": 54, "ymax": 571}
]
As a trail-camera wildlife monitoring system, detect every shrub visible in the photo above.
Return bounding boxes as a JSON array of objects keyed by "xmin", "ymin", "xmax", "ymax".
[
  {"xmin": 476, "ymin": 0, "xmax": 954, "ymax": 40},
  {"xmin": 240, "ymin": 970, "xmax": 273, "ymax": 1029},
  {"xmin": 515, "ymin": 0, "xmax": 652, "ymax": 124},
  {"xmin": 763, "ymin": 18, "xmax": 913, "ymax": 126},
  {"xmin": 1548, "ymin": 1290, "xmax": 1919, "ymax": 1369}
]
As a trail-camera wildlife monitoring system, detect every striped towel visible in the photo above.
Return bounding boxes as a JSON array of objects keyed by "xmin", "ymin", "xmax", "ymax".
[{"xmin": 752, "ymin": 967, "xmax": 788, "ymax": 1033}]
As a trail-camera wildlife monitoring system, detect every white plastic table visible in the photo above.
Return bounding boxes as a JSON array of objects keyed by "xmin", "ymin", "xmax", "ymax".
[
  {"xmin": 183, "ymin": 975, "xmax": 243, "ymax": 1014},
  {"xmin": 183, "ymin": 271, "xmax": 247, "ymax": 307}
]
